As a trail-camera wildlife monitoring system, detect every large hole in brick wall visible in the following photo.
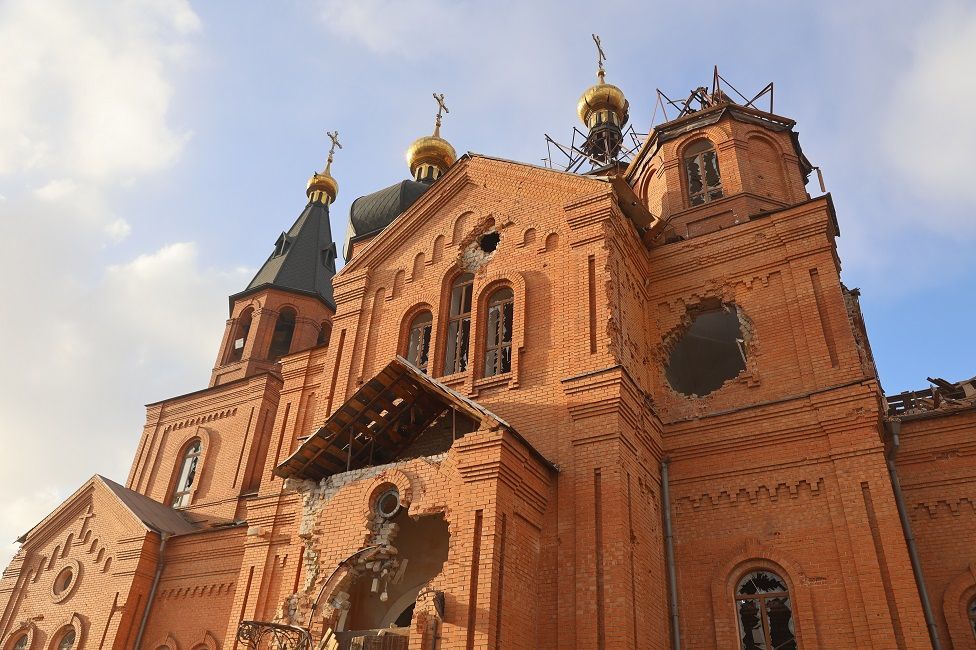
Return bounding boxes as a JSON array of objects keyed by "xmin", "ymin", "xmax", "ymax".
[
  {"xmin": 343, "ymin": 512, "xmax": 449, "ymax": 636},
  {"xmin": 665, "ymin": 302, "xmax": 747, "ymax": 397}
]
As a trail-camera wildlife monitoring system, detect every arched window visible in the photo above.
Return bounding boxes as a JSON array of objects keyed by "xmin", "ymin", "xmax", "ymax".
[
  {"xmin": 969, "ymin": 596, "xmax": 976, "ymax": 638},
  {"xmin": 54, "ymin": 629, "xmax": 75, "ymax": 650},
  {"xmin": 9, "ymin": 634, "xmax": 27, "ymax": 650},
  {"xmin": 483, "ymin": 288, "xmax": 514, "ymax": 377},
  {"xmin": 405, "ymin": 311, "xmax": 433, "ymax": 373},
  {"xmin": 685, "ymin": 139, "xmax": 723, "ymax": 206},
  {"xmin": 268, "ymin": 308, "xmax": 297, "ymax": 360},
  {"xmin": 171, "ymin": 439, "xmax": 202, "ymax": 509},
  {"xmin": 735, "ymin": 570, "xmax": 796, "ymax": 650},
  {"xmin": 316, "ymin": 322, "xmax": 331, "ymax": 347},
  {"xmin": 226, "ymin": 307, "xmax": 253, "ymax": 363},
  {"xmin": 444, "ymin": 273, "xmax": 473, "ymax": 374}
]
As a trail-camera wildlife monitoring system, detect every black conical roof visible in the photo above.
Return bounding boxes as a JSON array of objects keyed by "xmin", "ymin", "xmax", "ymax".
[{"xmin": 232, "ymin": 200, "xmax": 337, "ymax": 310}]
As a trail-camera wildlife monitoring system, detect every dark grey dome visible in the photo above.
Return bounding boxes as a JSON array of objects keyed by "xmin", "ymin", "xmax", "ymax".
[{"xmin": 350, "ymin": 179, "xmax": 428, "ymax": 236}]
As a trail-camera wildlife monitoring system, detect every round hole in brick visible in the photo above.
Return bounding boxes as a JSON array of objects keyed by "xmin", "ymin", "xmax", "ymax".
[{"xmin": 479, "ymin": 231, "xmax": 500, "ymax": 253}]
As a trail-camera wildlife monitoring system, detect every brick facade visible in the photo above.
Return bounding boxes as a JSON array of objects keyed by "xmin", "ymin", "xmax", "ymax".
[{"xmin": 1, "ymin": 87, "xmax": 972, "ymax": 650}]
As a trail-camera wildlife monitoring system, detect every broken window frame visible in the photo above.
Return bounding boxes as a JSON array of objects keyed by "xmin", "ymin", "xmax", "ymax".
[
  {"xmin": 405, "ymin": 311, "xmax": 433, "ymax": 373},
  {"xmin": 171, "ymin": 439, "xmax": 202, "ymax": 509},
  {"xmin": 444, "ymin": 273, "xmax": 474, "ymax": 375},
  {"xmin": 684, "ymin": 139, "xmax": 724, "ymax": 206},
  {"xmin": 483, "ymin": 287, "xmax": 514, "ymax": 377},
  {"xmin": 734, "ymin": 570, "xmax": 797, "ymax": 650}
]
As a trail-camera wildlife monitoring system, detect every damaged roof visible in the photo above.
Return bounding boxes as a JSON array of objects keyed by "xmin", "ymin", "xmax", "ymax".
[
  {"xmin": 99, "ymin": 475, "xmax": 198, "ymax": 536},
  {"xmin": 276, "ymin": 356, "xmax": 554, "ymax": 481}
]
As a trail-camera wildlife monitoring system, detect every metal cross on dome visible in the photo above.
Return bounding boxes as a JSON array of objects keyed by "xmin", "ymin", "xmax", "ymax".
[
  {"xmin": 433, "ymin": 92, "xmax": 449, "ymax": 127},
  {"xmin": 326, "ymin": 130, "xmax": 342, "ymax": 163},
  {"xmin": 592, "ymin": 33, "xmax": 606, "ymax": 82}
]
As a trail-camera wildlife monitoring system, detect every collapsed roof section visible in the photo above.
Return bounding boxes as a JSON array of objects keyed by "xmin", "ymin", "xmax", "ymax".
[{"xmin": 276, "ymin": 356, "xmax": 554, "ymax": 481}]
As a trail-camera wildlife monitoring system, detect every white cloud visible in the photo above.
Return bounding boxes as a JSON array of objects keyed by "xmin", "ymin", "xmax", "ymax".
[
  {"xmin": 33, "ymin": 178, "xmax": 79, "ymax": 202},
  {"xmin": 0, "ymin": 0, "xmax": 199, "ymax": 180},
  {"xmin": 883, "ymin": 3, "xmax": 976, "ymax": 214},
  {"xmin": 105, "ymin": 218, "xmax": 133, "ymax": 243}
]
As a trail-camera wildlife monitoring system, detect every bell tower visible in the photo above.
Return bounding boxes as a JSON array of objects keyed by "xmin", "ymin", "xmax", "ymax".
[{"xmin": 210, "ymin": 133, "xmax": 342, "ymax": 386}]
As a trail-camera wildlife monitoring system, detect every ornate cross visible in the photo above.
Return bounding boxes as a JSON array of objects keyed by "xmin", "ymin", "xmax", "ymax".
[
  {"xmin": 326, "ymin": 130, "xmax": 342, "ymax": 165},
  {"xmin": 433, "ymin": 92, "xmax": 449, "ymax": 127},
  {"xmin": 592, "ymin": 33, "xmax": 606, "ymax": 82}
]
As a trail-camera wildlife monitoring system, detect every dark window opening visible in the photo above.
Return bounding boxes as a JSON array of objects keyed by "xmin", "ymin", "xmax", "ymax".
[
  {"xmin": 969, "ymin": 597, "xmax": 976, "ymax": 639},
  {"xmin": 685, "ymin": 139, "xmax": 723, "ymax": 206},
  {"xmin": 268, "ymin": 308, "xmax": 297, "ymax": 360},
  {"xmin": 406, "ymin": 311, "xmax": 433, "ymax": 373},
  {"xmin": 316, "ymin": 322, "xmax": 332, "ymax": 347},
  {"xmin": 479, "ymin": 231, "xmax": 500, "ymax": 253},
  {"xmin": 483, "ymin": 288, "xmax": 513, "ymax": 377},
  {"xmin": 736, "ymin": 570, "xmax": 796, "ymax": 650},
  {"xmin": 11, "ymin": 634, "xmax": 28, "ymax": 650},
  {"xmin": 226, "ymin": 308, "xmax": 253, "ymax": 363},
  {"xmin": 273, "ymin": 232, "xmax": 290, "ymax": 257},
  {"xmin": 171, "ymin": 439, "xmax": 202, "ymax": 509},
  {"xmin": 394, "ymin": 603, "xmax": 415, "ymax": 628},
  {"xmin": 444, "ymin": 273, "xmax": 473, "ymax": 374},
  {"xmin": 665, "ymin": 303, "xmax": 746, "ymax": 396}
]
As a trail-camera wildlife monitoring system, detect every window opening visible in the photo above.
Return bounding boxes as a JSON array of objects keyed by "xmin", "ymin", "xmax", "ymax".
[
  {"xmin": 10, "ymin": 634, "xmax": 27, "ymax": 650},
  {"xmin": 444, "ymin": 273, "xmax": 473, "ymax": 374},
  {"xmin": 666, "ymin": 303, "xmax": 746, "ymax": 396},
  {"xmin": 685, "ymin": 140, "xmax": 723, "ymax": 206},
  {"xmin": 969, "ymin": 597, "xmax": 976, "ymax": 638},
  {"xmin": 53, "ymin": 566, "xmax": 73, "ymax": 595},
  {"xmin": 375, "ymin": 487, "xmax": 401, "ymax": 519},
  {"xmin": 268, "ymin": 308, "xmax": 297, "ymax": 360},
  {"xmin": 171, "ymin": 439, "xmax": 202, "ymax": 509},
  {"xmin": 316, "ymin": 322, "xmax": 332, "ymax": 347},
  {"xmin": 227, "ymin": 308, "xmax": 253, "ymax": 363},
  {"xmin": 406, "ymin": 312, "xmax": 433, "ymax": 373},
  {"xmin": 479, "ymin": 231, "xmax": 500, "ymax": 253},
  {"xmin": 484, "ymin": 288, "xmax": 514, "ymax": 377},
  {"xmin": 735, "ymin": 570, "xmax": 796, "ymax": 650},
  {"xmin": 56, "ymin": 630, "xmax": 76, "ymax": 650}
]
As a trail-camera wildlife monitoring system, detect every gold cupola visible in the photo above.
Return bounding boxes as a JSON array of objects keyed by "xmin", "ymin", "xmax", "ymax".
[
  {"xmin": 307, "ymin": 131, "xmax": 341, "ymax": 205},
  {"xmin": 406, "ymin": 93, "xmax": 457, "ymax": 183},
  {"xmin": 577, "ymin": 34, "xmax": 629, "ymax": 164}
]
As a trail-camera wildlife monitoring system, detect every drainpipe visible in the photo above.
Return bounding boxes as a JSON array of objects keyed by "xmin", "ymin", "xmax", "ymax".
[
  {"xmin": 661, "ymin": 457, "xmax": 681, "ymax": 649},
  {"xmin": 134, "ymin": 532, "xmax": 170, "ymax": 650},
  {"xmin": 885, "ymin": 419, "xmax": 942, "ymax": 650}
]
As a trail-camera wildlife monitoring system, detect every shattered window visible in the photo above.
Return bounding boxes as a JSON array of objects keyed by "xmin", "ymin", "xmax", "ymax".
[
  {"xmin": 483, "ymin": 287, "xmax": 513, "ymax": 377},
  {"xmin": 11, "ymin": 634, "xmax": 27, "ymax": 650},
  {"xmin": 444, "ymin": 273, "xmax": 473, "ymax": 374},
  {"xmin": 665, "ymin": 304, "xmax": 747, "ymax": 396},
  {"xmin": 736, "ymin": 571, "xmax": 796, "ymax": 650},
  {"xmin": 969, "ymin": 597, "xmax": 976, "ymax": 638},
  {"xmin": 226, "ymin": 307, "xmax": 253, "ymax": 363},
  {"xmin": 685, "ymin": 139, "xmax": 723, "ymax": 206},
  {"xmin": 406, "ymin": 311, "xmax": 433, "ymax": 373},
  {"xmin": 56, "ymin": 630, "xmax": 75, "ymax": 650},
  {"xmin": 171, "ymin": 439, "xmax": 202, "ymax": 509}
]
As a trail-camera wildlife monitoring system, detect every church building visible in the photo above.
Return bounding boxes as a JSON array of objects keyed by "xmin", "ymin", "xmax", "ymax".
[{"xmin": 2, "ymin": 45, "xmax": 976, "ymax": 650}]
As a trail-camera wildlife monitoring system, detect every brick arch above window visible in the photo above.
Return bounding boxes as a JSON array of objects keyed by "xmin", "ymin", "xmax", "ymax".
[
  {"xmin": 471, "ymin": 272, "xmax": 527, "ymax": 392},
  {"xmin": 943, "ymin": 562, "xmax": 976, "ymax": 647},
  {"xmin": 165, "ymin": 427, "xmax": 212, "ymax": 510},
  {"xmin": 399, "ymin": 302, "xmax": 435, "ymax": 374},
  {"xmin": 4, "ymin": 621, "xmax": 37, "ymax": 650},
  {"xmin": 710, "ymin": 538, "xmax": 819, "ymax": 648}
]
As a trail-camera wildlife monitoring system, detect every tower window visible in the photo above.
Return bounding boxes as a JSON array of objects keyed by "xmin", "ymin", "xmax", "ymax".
[
  {"xmin": 316, "ymin": 322, "xmax": 332, "ymax": 347},
  {"xmin": 171, "ymin": 439, "xmax": 202, "ymax": 509},
  {"xmin": 444, "ymin": 273, "xmax": 473, "ymax": 374},
  {"xmin": 226, "ymin": 307, "xmax": 253, "ymax": 363},
  {"xmin": 483, "ymin": 287, "xmax": 514, "ymax": 377},
  {"xmin": 268, "ymin": 308, "xmax": 297, "ymax": 360},
  {"xmin": 685, "ymin": 139, "xmax": 723, "ymax": 206},
  {"xmin": 735, "ymin": 570, "xmax": 797, "ymax": 650},
  {"xmin": 406, "ymin": 311, "xmax": 433, "ymax": 373}
]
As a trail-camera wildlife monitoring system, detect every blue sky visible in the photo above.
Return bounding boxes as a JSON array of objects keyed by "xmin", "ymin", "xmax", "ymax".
[{"xmin": 0, "ymin": 0, "xmax": 973, "ymax": 564}]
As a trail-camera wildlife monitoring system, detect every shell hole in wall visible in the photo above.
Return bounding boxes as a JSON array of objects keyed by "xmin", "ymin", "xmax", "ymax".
[
  {"xmin": 479, "ymin": 231, "xmax": 499, "ymax": 253},
  {"xmin": 665, "ymin": 302, "xmax": 747, "ymax": 397}
]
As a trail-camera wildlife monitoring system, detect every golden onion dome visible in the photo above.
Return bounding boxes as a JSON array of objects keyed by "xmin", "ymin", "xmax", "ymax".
[
  {"xmin": 306, "ymin": 163, "xmax": 338, "ymax": 204},
  {"xmin": 577, "ymin": 81, "xmax": 629, "ymax": 128},
  {"xmin": 406, "ymin": 131, "xmax": 456, "ymax": 181}
]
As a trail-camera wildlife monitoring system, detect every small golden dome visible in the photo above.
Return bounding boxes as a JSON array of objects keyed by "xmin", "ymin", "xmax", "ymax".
[
  {"xmin": 306, "ymin": 166, "xmax": 338, "ymax": 204},
  {"xmin": 577, "ymin": 81, "xmax": 629, "ymax": 128},
  {"xmin": 406, "ymin": 133, "xmax": 457, "ymax": 180}
]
